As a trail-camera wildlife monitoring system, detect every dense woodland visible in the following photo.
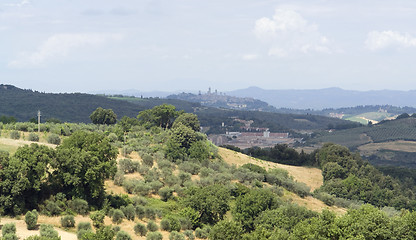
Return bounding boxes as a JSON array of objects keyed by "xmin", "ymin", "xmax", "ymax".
[{"xmin": 0, "ymin": 104, "xmax": 416, "ymax": 239}]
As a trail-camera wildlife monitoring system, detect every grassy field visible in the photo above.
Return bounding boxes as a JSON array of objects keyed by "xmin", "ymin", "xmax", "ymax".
[
  {"xmin": 344, "ymin": 112, "xmax": 395, "ymax": 124},
  {"xmin": 359, "ymin": 140, "xmax": 416, "ymax": 154}
]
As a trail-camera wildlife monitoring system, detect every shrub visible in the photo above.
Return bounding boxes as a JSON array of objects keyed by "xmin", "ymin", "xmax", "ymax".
[
  {"xmin": 112, "ymin": 209, "xmax": 125, "ymax": 224},
  {"xmin": 10, "ymin": 130, "xmax": 20, "ymax": 140},
  {"xmin": 119, "ymin": 158, "xmax": 139, "ymax": 173},
  {"xmin": 40, "ymin": 224, "xmax": 59, "ymax": 239},
  {"xmin": 184, "ymin": 230, "xmax": 195, "ymax": 240},
  {"xmin": 142, "ymin": 154, "xmax": 154, "ymax": 167},
  {"xmin": 136, "ymin": 205, "xmax": 146, "ymax": 219},
  {"xmin": 178, "ymin": 162, "xmax": 201, "ymax": 175},
  {"xmin": 159, "ymin": 187, "xmax": 174, "ymax": 202},
  {"xmin": 77, "ymin": 222, "xmax": 92, "ymax": 232},
  {"xmin": 132, "ymin": 196, "xmax": 148, "ymax": 206},
  {"xmin": 147, "ymin": 221, "xmax": 159, "ymax": 232},
  {"xmin": 25, "ymin": 209, "xmax": 39, "ymax": 230},
  {"xmin": 121, "ymin": 204, "xmax": 136, "ymax": 221},
  {"xmin": 146, "ymin": 232, "xmax": 163, "ymax": 240},
  {"xmin": 134, "ymin": 223, "xmax": 147, "ymax": 236},
  {"xmin": 90, "ymin": 211, "xmax": 105, "ymax": 229},
  {"xmin": 69, "ymin": 198, "xmax": 89, "ymax": 215},
  {"xmin": 47, "ymin": 133, "xmax": 61, "ymax": 144},
  {"xmin": 160, "ymin": 219, "xmax": 171, "ymax": 231},
  {"xmin": 169, "ymin": 231, "xmax": 185, "ymax": 240},
  {"xmin": 149, "ymin": 180, "xmax": 164, "ymax": 193},
  {"xmin": 77, "ymin": 229, "xmax": 92, "ymax": 240},
  {"xmin": 114, "ymin": 170, "xmax": 125, "ymax": 186},
  {"xmin": 61, "ymin": 215, "xmax": 75, "ymax": 228},
  {"xmin": 178, "ymin": 171, "xmax": 192, "ymax": 186},
  {"xmin": 163, "ymin": 215, "xmax": 181, "ymax": 232},
  {"xmin": 116, "ymin": 231, "xmax": 132, "ymax": 240},
  {"xmin": 195, "ymin": 227, "xmax": 208, "ymax": 239},
  {"xmin": 2, "ymin": 223, "xmax": 16, "ymax": 236},
  {"xmin": 145, "ymin": 207, "xmax": 157, "ymax": 220},
  {"xmin": 40, "ymin": 198, "xmax": 63, "ymax": 216},
  {"xmin": 2, "ymin": 233, "xmax": 18, "ymax": 240},
  {"xmin": 112, "ymin": 226, "xmax": 121, "ymax": 233},
  {"xmin": 28, "ymin": 133, "xmax": 40, "ymax": 142}
]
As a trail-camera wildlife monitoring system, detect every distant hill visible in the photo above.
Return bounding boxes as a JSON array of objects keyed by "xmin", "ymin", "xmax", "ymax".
[
  {"xmin": 228, "ymin": 87, "xmax": 416, "ymax": 109},
  {"xmin": 0, "ymin": 85, "xmax": 145, "ymax": 122},
  {"xmin": 166, "ymin": 92, "xmax": 278, "ymax": 112}
]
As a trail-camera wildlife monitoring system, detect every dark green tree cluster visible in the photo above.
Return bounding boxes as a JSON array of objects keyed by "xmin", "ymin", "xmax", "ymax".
[
  {"xmin": 90, "ymin": 107, "xmax": 117, "ymax": 125},
  {"xmin": 317, "ymin": 143, "xmax": 416, "ymax": 209},
  {"xmin": 0, "ymin": 131, "xmax": 117, "ymax": 215}
]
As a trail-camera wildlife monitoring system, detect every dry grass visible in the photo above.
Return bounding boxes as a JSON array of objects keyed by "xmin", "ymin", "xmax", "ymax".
[
  {"xmin": 218, "ymin": 147, "xmax": 323, "ymax": 191},
  {"xmin": 359, "ymin": 140, "xmax": 416, "ymax": 154},
  {"xmin": 282, "ymin": 191, "xmax": 347, "ymax": 215}
]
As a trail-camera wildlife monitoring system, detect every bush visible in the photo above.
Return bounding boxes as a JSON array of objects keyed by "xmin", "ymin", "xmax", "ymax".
[
  {"xmin": 146, "ymin": 232, "xmax": 163, "ymax": 240},
  {"xmin": 121, "ymin": 204, "xmax": 135, "ymax": 221},
  {"xmin": 2, "ymin": 233, "xmax": 18, "ymax": 240},
  {"xmin": 169, "ymin": 231, "xmax": 185, "ymax": 240},
  {"xmin": 77, "ymin": 229, "xmax": 92, "ymax": 240},
  {"xmin": 134, "ymin": 223, "xmax": 147, "ymax": 236},
  {"xmin": 90, "ymin": 211, "xmax": 105, "ymax": 229},
  {"xmin": 136, "ymin": 205, "xmax": 146, "ymax": 219},
  {"xmin": 184, "ymin": 230, "xmax": 195, "ymax": 240},
  {"xmin": 25, "ymin": 209, "xmax": 39, "ymax": 230},
  {"xmin": 69, "ymin": 198, "xmax": 89, "ymax": 215},
  {"xmin": 40, "ymin": 224, "xmax": 59, "ymax": 239},
  {"xmin": 2, "ymin": 223, "xmax": 16, "ymax": 236},
  {"xmin": 112, "ymin": 226, "xmax": 121, "ymax": 233},
  {"xmin": 160, "ymin": 219, "xmax": 171, "ymax": 231},
  {"xmin": 116, "ymin": 231, "xmax": 132, "ymax": 240},
  {"xmin": 28, "ymin": 133, "xmax": 40, "ymax": 142},
  {"xmin": 114, "ymin": 170, "xmax": 125, "ymax": 186},
  {"xmin": 142, "ymin": 154, "xmax": 154, "ymax": 167},
  {"xmin": 119, "ymin": 158, "xmax": 139, "ymax": 173},
  {"xmin": 132, "ymin": 196, "xmax": 148, "ymax": 206},
  {"xmin": 159, "ymin": 187, "xmax": 174, "ymax": 202},
  {"xmin": 147, "ymin": 221, "xmax": 159, "ymax": 232},
  {"xmin": 77, "ymin": 222, "xmax": 92, "ymax": 232},
  {"xmin": 61, "ymin": 215, "xmax": 75, "ymax": 228},
  {"xmin": 195, "ymin": 227, "xmax": 208, "ymax": 239},
  {"xmin": 145, "ymin": 207, "xmax": 157, "ymax": 220},
  {"xmin": 112, "ymin": 209, "xmax": 125, "ymax": 224},
  {"xmin": 47, "ymin": 133, "xmax": 61, "ymax": 144},
  {"xmin": 178, "ymin": 162, "xmax": 201, "ymax": 175},
  {"xmin": 10, "ymin": 130, "xmax": 20, "ymax": 140}
]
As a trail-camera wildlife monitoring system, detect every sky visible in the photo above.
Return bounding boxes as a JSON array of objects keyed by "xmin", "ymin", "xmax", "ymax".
[{"xmin": 1, "ymin": 0, "xmax": 416, "ymax": 93}]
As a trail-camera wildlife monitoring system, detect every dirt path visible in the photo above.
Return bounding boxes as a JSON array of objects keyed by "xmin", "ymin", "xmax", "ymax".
[{"xmin": 218, "ymin": 147, "xmax": 323, "ymax": 191}]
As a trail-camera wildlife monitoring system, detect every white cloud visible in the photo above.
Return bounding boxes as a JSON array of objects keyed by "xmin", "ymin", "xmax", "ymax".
[
  {"xmin": 254, "ymin": 8, "xmax": 331, "ymax": 57},
  {"xmin": 8, "ymin": 33, "xmax": 124, "ymax": 68},
  {"xmin": 366, "ymin": 31, "xmax": 416, "ymax": 51},
  {"xmin": 242, "ymin": 54, "xmax": 259, "ymax": 61},
  {"xmin": 5, "ymin": 0, "xmax": 30, "ymax": 7}
]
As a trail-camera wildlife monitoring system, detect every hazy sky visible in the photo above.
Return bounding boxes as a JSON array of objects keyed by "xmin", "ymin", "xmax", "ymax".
[{"xmin": 2, "ymin": 0, "xmax": 416, "ymax": 93}]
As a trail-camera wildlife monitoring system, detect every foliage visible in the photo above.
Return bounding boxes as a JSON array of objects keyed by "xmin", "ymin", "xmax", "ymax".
[
  {"xmin": 112, "ymin": 209, "xmax": 125, "ymax": 224},
  {"xmin": 90, "ymin": 211, "xmax": 105, "ymax": 229},
  {"xmin": 169, "ymin": 231, "xmax": 185, "ymax": 240},
  {"xmin": 68, "ymin": 198, "xmax": 89, "ymax": 215},
  {"xmin": 90, "ymin": 107, "xmax": 117, "ymax": 125},
  {"xmin": 159, "ymin": 187, "xmax": 174, "ymax": 202},
  {"xmin": 172, "ymin": 113, "xmax": 200, "ymax": 132},
  {"xmin": 80, "ymin": 226, "xmax": 115, "ymax": 240},
  {"xmin": 115, "ymin": 231, "xmax": 132, "ymax": 240},
  {"xmin": 2, "ymin": 223, "xmax": 16, "ymax": 236},
  {"xmin": 47, "ymin": 133, "xmax": 61, "ymax": 145},
  {"xmin": 61, "ymin": 215, "xmax": 75, "ymax": 228},
  {"xmin": 53, "ymin": 131, "xmax": 118, "ymax": 205},
  {"xmin": 9, "ymin": 130, "xmax": 20, "ymax": 140},
  {"xmin": 25, "ymin": 209, "xmax": 39, "ymax": 230},
  {"xmin": 28, "ymin": 133, "xmax": 39, "ymax": 142},
  {"xmin": 147, "ymin": 221, "xmax": 159, "ymax": 232},
  {"xmin": 137, "ymin": 104, "xmax": 180, "ymax": 129},
  {"xmin": 39, "ymin": 224, "xmax": 59, "ymax": 239},
  {"xmin": 134, "ymin": 223, "xmax": 147, "ymax": 236},
  {"xmin": 78, "ymin": 222, "xmax": 92, "ymax": 232},
  {"xmin": 209, "ymin": 220, "xmax": 243, "ymax": 240},
  {"xmin": 233, "ymin": 188, "xmax": 280, "ymax": 232},
  {"xmin": 182, "ymin": 184, "xmax": 231, "ymax": 226},
  {"xmin": 146, "ymin": 232, "xmax": 163, "ymax": 240}
]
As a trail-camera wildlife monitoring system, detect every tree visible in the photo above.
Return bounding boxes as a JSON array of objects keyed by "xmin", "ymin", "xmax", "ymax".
[
  {"xmin": 52, "ymin": 131, "xmax": 118, "ymax": 205},
  {"xmin": 209, "ymin": 220, "xmax": 242, "ymax": 240},
  {"xmin": 166, "ymin": 123, "xmax": 198, "ymax": 160},
  {"xmin": 232, "ymin": 188, "xmax": 279, "ymax": 232},
  {"xmin": 172, "ymin": 113, "xmax": 200, "ymax": 132},
  {"xmin": 90, "ymin": 107, "xmax": 117, "ymax": 125},
  {"xmin": 137, "ymin": 104, "xmax": 180, "ymax": 129},
  {"xmin": 0, "ymin": 144, "xmax": 55, "ymax": 214},
  {"xmin": 182, "ymin": 185, "xmax": 231, "ymax": 226}
]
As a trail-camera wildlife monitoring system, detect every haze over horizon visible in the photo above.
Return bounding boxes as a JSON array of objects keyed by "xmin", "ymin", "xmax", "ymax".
[{"xmin": 2, "ymin": 0, "xmax": 416, "ymax": 93}]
